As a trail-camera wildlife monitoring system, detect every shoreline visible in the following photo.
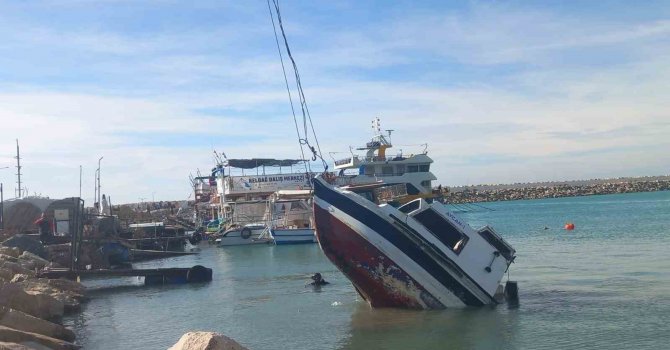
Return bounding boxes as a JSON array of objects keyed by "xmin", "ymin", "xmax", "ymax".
[{"xmin": 442, "ymin": 176, "xmax": 670, "ymax": 204}]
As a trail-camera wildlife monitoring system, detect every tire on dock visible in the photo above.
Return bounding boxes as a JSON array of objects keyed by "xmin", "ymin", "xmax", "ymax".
[{"xmin": 186, "ymin": 265, "xmax": 212, "ymax": 283}]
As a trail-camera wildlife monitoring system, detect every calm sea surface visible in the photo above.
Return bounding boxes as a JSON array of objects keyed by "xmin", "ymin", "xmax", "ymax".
[{"xmin": 64, "ymin": 191, "xmax": 670, "ymax": 349}]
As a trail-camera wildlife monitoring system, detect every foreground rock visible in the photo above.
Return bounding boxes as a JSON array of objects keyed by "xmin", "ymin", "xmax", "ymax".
[
  {"xmin": 2, "ymin": 235, "xmax": 47, "ymax": 259},
  {"xmin": 0, "ymin": 306, "xmax": 75, "ymax": 342},
  {"xmin": 0, "ymin": 283, "xmax": 64, "ymax": 320},
  {"xmin": 169, "ymin": 332, "xmax": 248, "ymax": 350},
  {"xmin": 0, "ymin": 341, "xmax": 33, "ymax": 350},
  {"xmin": 0, "ymin": 325, "xmax": 79, "ymax": 350},
  {"xmin": 10, "ymin": 276, "xmax": 86, "ymax": 313}
]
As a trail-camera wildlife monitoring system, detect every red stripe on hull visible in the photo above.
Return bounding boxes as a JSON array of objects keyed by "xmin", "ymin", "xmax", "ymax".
[{"xmin": 314, "ymin": 203, "xmax": 444, "ymax": 309}]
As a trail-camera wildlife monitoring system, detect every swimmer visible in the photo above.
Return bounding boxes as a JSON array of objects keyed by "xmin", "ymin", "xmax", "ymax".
[{"xmin": 308, "ymin": 273, "xmax": 329, "ymax": 287}]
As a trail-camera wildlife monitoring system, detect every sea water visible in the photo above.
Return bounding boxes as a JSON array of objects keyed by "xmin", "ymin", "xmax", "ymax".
[{"xmin": 64, "ymin": 191, "xmax": 670, "ymax": 349}]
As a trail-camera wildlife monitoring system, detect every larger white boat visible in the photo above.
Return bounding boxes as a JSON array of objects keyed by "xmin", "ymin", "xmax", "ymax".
[
  {"xmin": 331, "ymin": 118, "xmax": 437, "ymax": 198},
  {"xmin": 313, "ymin": 123, "xmax": 517, "ymax": 309},
  {"xmin": 211, "ymin": 158, "xmax": 315, "ymax": 246}
]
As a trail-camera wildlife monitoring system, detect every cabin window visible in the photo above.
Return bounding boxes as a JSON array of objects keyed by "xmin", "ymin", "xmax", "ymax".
[
  {"xmin": 421, "ymin": 180, "xmax": 431, "ymax": 189},
  {"xmin": 407, "ymin": 165, "xmax": 419, "ymax": 173},
  {"xmin": 478, "ymin": 228, "xmax": 514, "ymax": 261},
  {"xmin": 364, "ymin": 166, "xmax": 375, "ymax": 176},
  {"xmin": 398, "ymin": 199, "xmax": 421, "ymax": 214},
  {"xmin": 396, "ymin": 164, "xmax": 405, "ymax": 175},
  {"xmin": 382, "ymin": 165, "xmax": 394, "ymax": 176},
  {"xmin": 419, "ymin": 164, "xmax": 430, "ymax": 172},
  {"xmin": 413, "ymin": 209, "xmax": 468, "ymax": 253}
]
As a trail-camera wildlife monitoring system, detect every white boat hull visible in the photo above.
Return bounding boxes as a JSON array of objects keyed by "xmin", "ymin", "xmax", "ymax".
[
  {"xmin": 271, "ymin": 228, "xmax": 317, "ymax": 245},
  {"xmin": 216, "ymin": 227, "xmax": 272, "ymax": 246}
]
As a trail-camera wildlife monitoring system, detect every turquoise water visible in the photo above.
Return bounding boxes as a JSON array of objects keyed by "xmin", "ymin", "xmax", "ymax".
[{"xmin": 64, "ymin": 191, "xmax": 670, "ymax": 349}]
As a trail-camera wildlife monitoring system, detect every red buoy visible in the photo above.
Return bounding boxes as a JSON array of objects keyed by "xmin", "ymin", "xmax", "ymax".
[{"xmin": 564, "ymin": 223, "xmax": 575, "ymax": 230}]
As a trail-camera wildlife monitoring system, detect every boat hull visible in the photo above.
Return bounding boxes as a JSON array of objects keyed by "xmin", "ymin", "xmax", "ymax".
[
  {"xmin": 271, "ymin": 228, "xmax": 317, "ymax": 245},
  {"xmin": 314, "ymin": 204, "xmax": 444, "ymax": 309},
  {"xmin": 216, "ymin": 227, "xmax": 271, "ymax": 246}
]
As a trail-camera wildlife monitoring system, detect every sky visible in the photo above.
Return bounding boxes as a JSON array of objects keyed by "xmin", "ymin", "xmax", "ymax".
[{"xmin": 0, "ymin": 0, "xmax": 669, "ymax": 203}]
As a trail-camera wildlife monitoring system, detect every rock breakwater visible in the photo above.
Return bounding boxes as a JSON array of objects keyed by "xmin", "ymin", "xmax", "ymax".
[{"xmin": 444, "ymin": 177, "xmax": 670, "ymax": 204}]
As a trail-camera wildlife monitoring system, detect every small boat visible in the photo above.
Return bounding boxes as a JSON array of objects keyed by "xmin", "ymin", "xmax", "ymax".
[
  {"xmin": 268, "ymin": 190, "xmax": 316, "ymax": 245},
  {"xmin": 313, "ymin": 123, "xmax": 516, "ymax": 309},
  {"xmin": 214, "ymin": 223, "xmax": 272, "ymax": 246}
]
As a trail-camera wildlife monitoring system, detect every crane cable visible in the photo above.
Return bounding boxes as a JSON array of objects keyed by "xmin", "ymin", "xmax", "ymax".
[{"xmin": 266, "ymin": 0, "xmax": 328, "ymax": 173}]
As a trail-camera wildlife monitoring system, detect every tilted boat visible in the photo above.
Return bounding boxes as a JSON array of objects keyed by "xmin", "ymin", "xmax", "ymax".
[{"xmin": 313, "ymin": 124, "xmax": 516, "ymax": 309}]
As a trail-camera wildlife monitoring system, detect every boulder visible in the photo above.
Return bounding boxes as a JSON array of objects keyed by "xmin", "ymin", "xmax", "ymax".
[
  {"xmin": 0, "ymin": 342, "xmax": 34, "ymax": 350},
  {"xmin": 0, "ymin": 325, "xmax": 79, "ymax": 350},
  {"xmin": 0, "ymin": 247, "xmax": 20, "ymax": 259},
  {"xmin": 0, "ymin": 268, "xmax": 13, "ymax": 282},
  {"xmin": 11, "ymin": 279, "xmax": 85, "ymax": 314},
  {"xmin": 169, "ymin": 332, "xmax": 248, "ymax": 350},
  {"xmin": 0, "ymin": 262, "xmax": 35, "ymax": 279},
  {"xmin": 0, "ymin": 283, "xmax": 64, "ymax": 320},
  {"xmin": 0, "ymin": 255, "xmax": 18, "ymax": 263},
  {"xmin": 18, "ymin": 252, "xmax": 50, "ymax": 271},
  {"xmin": 0, "ymin": 306, "xmax": 75, "ymax": 342},
  {"xmin": 47, "ymin": 279, "xmax": 86, "ymax": 296},
  {"xmin": 9, "ymin": 275, "xmax": 31, "ymax": 283},
  {"xmin": 2, "ymin": 235, "xmax": 47, "ymax": 259}
]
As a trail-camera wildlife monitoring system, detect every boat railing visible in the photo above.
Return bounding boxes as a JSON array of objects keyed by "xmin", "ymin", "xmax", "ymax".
[
  {"xmin": 362, "ymin": 155, "xmax": 408, "ymax": 163},
  {"xmin": 335, "ymin": 156, "xmax": 360, "ymax": 166}
]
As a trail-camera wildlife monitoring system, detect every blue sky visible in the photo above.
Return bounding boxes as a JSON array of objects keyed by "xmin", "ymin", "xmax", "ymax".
[{"xmin": 1, "ymin": 0, "xmax": 669, "ymax": 203}]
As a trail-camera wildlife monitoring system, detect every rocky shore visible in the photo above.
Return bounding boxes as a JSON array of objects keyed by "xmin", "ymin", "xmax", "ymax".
[
  {"xmin": 443, "ymin": 176, "xmax": 670, "ymax": 204},
  {"xmin": 0, "ymin": 245, "xmax": 86, "ymax": 349}
]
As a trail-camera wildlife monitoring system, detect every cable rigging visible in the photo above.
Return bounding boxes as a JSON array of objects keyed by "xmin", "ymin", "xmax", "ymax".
[{"xmin": 266, "ymin": 0, "xmax": 327, "ymax": 174}]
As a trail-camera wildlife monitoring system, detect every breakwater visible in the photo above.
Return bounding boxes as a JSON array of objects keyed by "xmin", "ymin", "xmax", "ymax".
[{"xmin": 443, "ymin": 176, "xmax": 670, "ymax": 203}]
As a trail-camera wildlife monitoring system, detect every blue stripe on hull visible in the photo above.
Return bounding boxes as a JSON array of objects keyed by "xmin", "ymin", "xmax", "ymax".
[{"xmin": 314, "ymin": 179, "xmax": 489, "ymax": 306}]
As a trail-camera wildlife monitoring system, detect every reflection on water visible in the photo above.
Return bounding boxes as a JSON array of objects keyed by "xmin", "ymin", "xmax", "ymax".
[
  {"xmin": 64, "ymin": 191, "xmax": 670, "ymax": 350},
  {"xmin": 342, "ymin": 305, "xmax": 519, "ymax": 349}
]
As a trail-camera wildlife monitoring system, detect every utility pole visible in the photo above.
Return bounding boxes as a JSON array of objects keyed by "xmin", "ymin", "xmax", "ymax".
[
  {"xmin": 79, "ymin": 165, "xmax": 82, "ymax": 198},
  {"xmin": 0, "ymin": 183, "xmax": 4, "ymax": 230},
  {"xmin": 15, "ymin": 139, "xmax": 22, "ymax": 198},
  {"xmin": 97, "ymin": 157, "xmax": 103, "ymax": 205},
  {"xmin": 94, "ymin": 168, "xmax": 98, "ymax": 207}
]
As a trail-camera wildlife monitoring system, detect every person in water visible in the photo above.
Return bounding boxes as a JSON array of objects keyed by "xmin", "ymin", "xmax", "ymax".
[{"xmin": 309, "ymin": 273, "xmax": 329, "ymax": 286}]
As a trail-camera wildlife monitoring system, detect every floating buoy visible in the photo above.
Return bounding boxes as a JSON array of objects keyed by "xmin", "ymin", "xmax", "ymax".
[{"xmin": 564, "ymin": 223, "xmax": 575, "ymax": 230}]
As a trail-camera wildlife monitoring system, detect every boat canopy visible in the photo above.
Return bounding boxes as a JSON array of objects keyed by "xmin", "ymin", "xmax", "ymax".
[{"xmin": 226, "ymin": 158, "xmax": 304, "ymax": 169}]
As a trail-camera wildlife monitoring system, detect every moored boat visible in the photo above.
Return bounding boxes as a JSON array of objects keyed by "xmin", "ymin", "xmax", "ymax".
[{"xmin": 268, "ymin": 189, "xmax": 316, "ymax": 245}]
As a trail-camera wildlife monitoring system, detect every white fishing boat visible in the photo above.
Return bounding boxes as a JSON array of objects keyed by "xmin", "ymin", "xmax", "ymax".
[
  {"xmin": 211, "ymin": 157, "xmax": 317, "ymax": 246},
  {"xmin": 268, "ymin": 189, "xmax": 316, "ymax": 245},
  {"xmin": 313, "ymin": 124, "xmax": 517, "ymax": 309}
]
